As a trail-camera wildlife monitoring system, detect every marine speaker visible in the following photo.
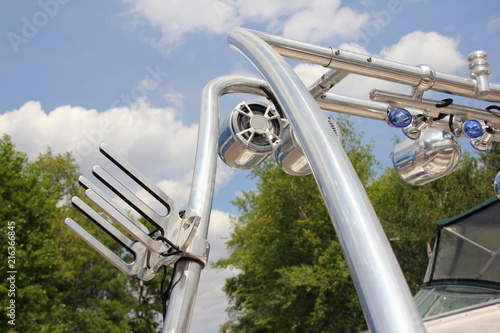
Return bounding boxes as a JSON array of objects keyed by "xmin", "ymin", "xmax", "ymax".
[
  {"xmin": 275, "ymin": 116, "xmax": 342, "ymax": 176},
  {"xmin": 218, "ymin": 101, "xmax": 283, "ymax": 169}
]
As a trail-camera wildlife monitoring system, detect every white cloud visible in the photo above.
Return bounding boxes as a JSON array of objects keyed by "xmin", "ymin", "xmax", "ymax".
[
  {"xmin": 0, "ymin": 96, "xmax": 242, "ymax": 219},
  {"xmin": 123, "ymin": 0, "xmax": 370, "ymax": 49},
  {"xmin": 206, "ymin": 209, "xmax": 233, "ymax": 260},
  {"xmin": 488, "ymin": 17, "xmax": 500, "ymax": 35},
  {"xmin": 155, "ymin": 178, "xmax": 192, "ymax": 210},
  {"xmin": 0, "ymin": 98, "xmax": 198, "ymax": 180},
  {"xmin": 294, "ymin": 62, "xmax": 329, "ymax": 87},
  {"xmin": 338, "ymin": 41, "xmax": 371, "ymax": 54},
  {"xmin": 234, "ymin": 0, "xmax": 307, "ymax": 23},
  {"xmin": 124, "ymin": 0, "xmax": 241, "ymax": 48},
  {"xmin": 379, "ymin": 30, "xmax": 467, "ymax": 73},
  {"xmin": 163, "ymin": 87, "xmax": 185, "ymax": 111},
  {"xmin": 229, "ymin": 61, "xmax": 261, "ymax": 78},
  {"xmin": 280, "ymin": 2, "xmax": 370, "ymax": 43}
]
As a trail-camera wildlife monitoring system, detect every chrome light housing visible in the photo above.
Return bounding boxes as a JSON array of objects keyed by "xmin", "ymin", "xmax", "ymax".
[{"xmin": 392, "ymin": 129, "xmax": 461, "ymax": 186}]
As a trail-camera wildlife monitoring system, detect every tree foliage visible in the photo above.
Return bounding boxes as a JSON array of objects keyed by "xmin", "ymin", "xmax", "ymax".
[
  {"xmin": 215, "ymin": 117, "xmax": 376, "ymax": 332},
  {"xmin": 216, "ymin": 115, "xmax": 500, "ymax": 332},
  {"xmin": 0, "ymin": 135, "xmax": 161, "ymax": 332}
]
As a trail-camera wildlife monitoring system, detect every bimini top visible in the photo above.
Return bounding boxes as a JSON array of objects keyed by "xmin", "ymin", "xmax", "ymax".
[{"xmin": 423, "ymin": 196, "xmax": 500, "ymax": 290}]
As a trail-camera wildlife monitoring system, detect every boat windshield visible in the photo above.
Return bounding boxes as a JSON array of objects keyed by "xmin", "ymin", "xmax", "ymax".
[
  {"xmin": 426, "ymin": 197, "xmax": 500, "ymax": 286},
  {"xmin": 415, "ymin": 286, "xmax": 500, "ymax": 318}
]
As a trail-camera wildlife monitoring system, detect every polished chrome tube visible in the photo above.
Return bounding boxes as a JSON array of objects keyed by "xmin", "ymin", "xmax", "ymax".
[
  {"xmin": 249, "ymin": 29, "xmax": 334, "ymax": 66},
  {"xmin": 187, "ymin": 76, "xmax": 267, "ymax": 231},
  {"xmin": 319, "ymin": 93, "xmax": 388, "ymax": 121},
  {"xmin": 228, "ymin": 27, "xmax": 426, "ymax": 333},
  {"xmin": 163, "ymin": 76, "xmax": 268, "ymax": 333},
  {"xmin": 249, "ymin": 29, "xmax": 500, "ymax": 103},
  {"xmin": 308, "ymin": 69, "xmax": 349, "ymax": 99}
]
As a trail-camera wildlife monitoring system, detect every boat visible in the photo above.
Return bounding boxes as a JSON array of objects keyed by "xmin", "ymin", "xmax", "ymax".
[{"xmin": 416, "ymin": 196, "xmax": 500, "ymax": 332}]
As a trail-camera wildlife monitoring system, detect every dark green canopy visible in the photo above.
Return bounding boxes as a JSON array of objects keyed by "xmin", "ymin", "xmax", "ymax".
[{"xmin": 423, "ymin": 196, "xmax": 500, "ymax": 290}]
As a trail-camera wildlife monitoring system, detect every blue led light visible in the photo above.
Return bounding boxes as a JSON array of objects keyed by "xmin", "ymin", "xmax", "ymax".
[
  {"xmin": 388, "ymin": 108, "xmax": 412, "ymax": 128},
  {"xmin": 463, "ymin": 119, "xmax": 483, "ymax": 138}
]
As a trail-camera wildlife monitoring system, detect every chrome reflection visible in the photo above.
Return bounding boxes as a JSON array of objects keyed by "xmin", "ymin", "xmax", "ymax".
[{"xmin": 393, "ymin": 129, "xmax": 461, "ymax": 186}]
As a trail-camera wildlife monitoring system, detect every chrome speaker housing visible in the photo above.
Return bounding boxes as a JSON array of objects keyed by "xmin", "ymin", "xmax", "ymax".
[
  {"xmin": 274, "ymin": 128, "xmax": 311, "ymax": 176},
  {"xmin": 218, "ymin": 100, "xmax": 283, "ymax": 169},
  {"xmin": 275, "ymin": 116, "xmax": 342, "ymax": 176}
]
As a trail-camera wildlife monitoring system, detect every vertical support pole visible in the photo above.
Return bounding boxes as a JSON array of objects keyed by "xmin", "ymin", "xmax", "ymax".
[{"xmin": 162, "ymin": 76, "xmax": 269, "ymax": 332}]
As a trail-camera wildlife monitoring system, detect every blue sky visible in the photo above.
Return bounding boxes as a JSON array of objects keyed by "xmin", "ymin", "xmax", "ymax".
[{"xmin": 2, "ymin": 1, "xmax": 500, "ymax": 332}]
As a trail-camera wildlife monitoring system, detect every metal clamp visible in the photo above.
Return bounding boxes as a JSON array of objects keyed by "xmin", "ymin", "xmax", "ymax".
[
  {"xmin": 412, "ymin": 64, "xmax": 436, "ymax": 101},
  {"xmin": 180, "ymin": 236, "xmax": 210, "ymax": 267},
  {"xmin": 65, "ymin": 143, "xmax": 200, "ymax": 281}
]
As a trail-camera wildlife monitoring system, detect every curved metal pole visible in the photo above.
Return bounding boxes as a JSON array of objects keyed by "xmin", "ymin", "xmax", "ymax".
[
  {"xmin": 228, "ymin": 27, "xmax": 426, "ymax": 333},
  {"xmin": 163, "ymin": 76, "xmax": 268, "ymax": 333}
]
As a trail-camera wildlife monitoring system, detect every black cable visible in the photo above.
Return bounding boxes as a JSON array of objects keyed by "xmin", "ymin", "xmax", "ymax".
[
  {"xmin": 151, "ymin": 210, "xmax": 187, "ymax": 249},
  {"xmin": 435, "ymin": 98, "xmax": 453, "ymax": 108},
  {"xmin": 156, "ymin": 235, "xmax": 181, "ymax": 253},
  {"xmin": 160, "ymin": 261, "xmax": 184, "ymax": 319},
  {"xmin": 161, "ymin": 248, "xmax": 183, "ymax": 257},
  {"xmin": 148, "ymin": 228, "xmax": 160, "ymax": 237},
  {"xmin": 156, "ymin": 233, "xmax": 184, "ymax": 319},
  {"xmin": 146, "ymin": 215, "xmax": 189, "ymax": 319},
  {"xmin": 260, "ymin": 85, "xmax": 285, "ymax": 117},
  {"xmin": 160, "ymin": 265, "xmax": 172, "ymax": 318},
  {"xmin": 432, "ymin": 98, "xmax": 453, "ymax": 121},
  {"xmin": 432, "ymin": 113, "xmax": 448, "ymax": 121},
  {"xmin": 486, "ymin": 105, "xmax": 500, "ymax": 117}
]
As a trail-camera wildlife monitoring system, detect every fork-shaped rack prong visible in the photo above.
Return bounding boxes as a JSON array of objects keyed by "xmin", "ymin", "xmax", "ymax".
[
  {"xmin": 97, "ymin": 143, "xmax": 199, "ymax": 249},
  {"xmin": 99, "ymin": 144, "xmax": 179, "ymax": 221},
  {"xmin": 64, "ymin": 198, "xmax": 147, "ymax": 276},
  {"xmin": 92, "ymin": 165, "xmax": 168, "ymax": 232},
  {"xmin": 65, "ymin": 143, "xmax": 201, "ymax": 280},
  {"xmin": 78, "ymin": 175, "xmax": 150, "ymax": 234},
  {"xmin": 83, "ymin": 187, "xmax": 169, "ymax": 254}
]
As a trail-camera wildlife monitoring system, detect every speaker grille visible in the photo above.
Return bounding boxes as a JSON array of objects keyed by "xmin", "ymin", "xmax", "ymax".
[{"xmin": 231, "ymin": 101, "xmax": 282, "ymax": 150}]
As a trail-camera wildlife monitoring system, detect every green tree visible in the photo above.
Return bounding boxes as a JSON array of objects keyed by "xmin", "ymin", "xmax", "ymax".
[
  {"xmin": 215, "ymin": 117, "xmax": 376, "ymax": 332},
  {"xmin": 217, "ymin": 115, "xmax": 500, "ymax": 332},
  {"xmin": 0, "ymin": 135, "xmax": 161, "ymax": 332}
]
